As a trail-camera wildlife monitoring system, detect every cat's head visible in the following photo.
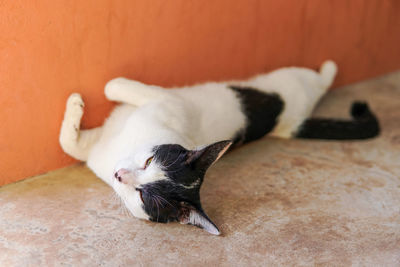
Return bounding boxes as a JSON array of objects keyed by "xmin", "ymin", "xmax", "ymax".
[{"xmin": 111, "ymin": 140, "xmax": 232, "ymax": 235}]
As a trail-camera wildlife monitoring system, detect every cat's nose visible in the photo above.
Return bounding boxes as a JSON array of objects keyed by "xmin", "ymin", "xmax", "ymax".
[{"xmin": 114, "ymin": 168, "xmax": 130, "ymax": 182}]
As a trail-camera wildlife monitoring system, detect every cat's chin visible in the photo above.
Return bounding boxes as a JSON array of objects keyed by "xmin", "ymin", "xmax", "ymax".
[{"xmin": 113, "ymin": 182, "xmax": 149, "ymax": 220}]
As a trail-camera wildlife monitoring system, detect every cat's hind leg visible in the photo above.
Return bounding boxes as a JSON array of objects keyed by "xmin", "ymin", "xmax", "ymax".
[
  {"xmin": 292, "ymin": 61, "xmax": 379, "ymax": 140},
  {"xmin": 104, "ymin": 78, "xmax": 174, "ymax": 106},
  {"xmin": 319, "ymin": 60, "xmax": 338, "ymax": 90},
  {"xmin": 268, "ymin": 61, "xmax": 338, "ymax": 138},
  {"xmin": 59, "ymin": 93, "xmax": 103, "ymax": 161}
]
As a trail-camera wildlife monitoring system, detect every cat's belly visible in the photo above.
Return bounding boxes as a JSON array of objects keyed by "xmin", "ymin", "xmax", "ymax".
[
  {"xmin": 87, "ymin": 144, "xmax": 117, "ymax": 186},
  {"xmin": 176, "ymin": 83, "xmax": 285, "ymax": 146},
  {"xmin": 86, "ymin": 104, "xmax": 137, "ymax": 185},
  {"xmin": 175, "ymin": 84, "xmax": 247, "ymax": 146}
]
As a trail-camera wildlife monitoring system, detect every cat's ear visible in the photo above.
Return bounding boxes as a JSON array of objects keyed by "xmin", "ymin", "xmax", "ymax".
[
  {"xmin": 178, "ymin": 202, "xmax": 220, "ymax": 235},
  {"xmin": 186, "ymin": 140, "xmax": 232, "ymax": 170}
]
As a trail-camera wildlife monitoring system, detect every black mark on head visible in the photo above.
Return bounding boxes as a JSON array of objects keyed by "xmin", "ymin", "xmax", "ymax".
[{"xmin": 138, "ymin": 141, "xmax": 231, "ymax": 234}]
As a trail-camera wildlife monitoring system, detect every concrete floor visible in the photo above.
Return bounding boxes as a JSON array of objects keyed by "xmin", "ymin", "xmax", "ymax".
[{"xmin": 1, "ymin": 72, "xmax": 400, "ymax": 266}]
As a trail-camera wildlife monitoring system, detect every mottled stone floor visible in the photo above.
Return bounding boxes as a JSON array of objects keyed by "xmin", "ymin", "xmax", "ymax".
[{"xmin": 1, "ymin": 72, "xmax": 400, "ymax": 266}]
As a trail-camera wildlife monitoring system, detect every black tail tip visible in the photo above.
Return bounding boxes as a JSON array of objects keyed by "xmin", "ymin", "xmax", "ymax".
[
  {"xmin": 351, "ymin": 101, "xmax": 380, "ymax": 138},
  {"xmin": 351, "ymin": 101, "xmax": 370, "ymax": 118}
]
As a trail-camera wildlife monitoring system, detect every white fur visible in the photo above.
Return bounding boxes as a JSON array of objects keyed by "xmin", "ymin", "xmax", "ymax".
[
  {"xmin": 179, "ymin": 179, "xmax": 201, "ymax": 190},
  {"xmin": 60, "ymin": 60, "xmax": 337, "ymax": 220},
  {"xmin": 182, "ymin": 209, "xmax": 220, "ymax": 235}
]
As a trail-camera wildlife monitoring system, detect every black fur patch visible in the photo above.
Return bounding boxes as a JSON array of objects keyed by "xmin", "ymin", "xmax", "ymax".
[
  {"xmin": 139, "ymin": 180, "xmax": 181, "ymax": 223},
  {"xmin": 229, "ymin": 85, "xmax": 284, "ymax": 144},
  {"xmin": 139, "ymin": 142, "xmax": 230, "ymax": 223},
  {"xmin": 138, "ymin": 144, "xmax": 203, "ymax": 222},
  {"xmin": 153, "ymin": 144, "xmax": 206, "ymax": 188},
  {"xmin": 295, "ymin": 101, "xmax": 380, "ymax": 140}
]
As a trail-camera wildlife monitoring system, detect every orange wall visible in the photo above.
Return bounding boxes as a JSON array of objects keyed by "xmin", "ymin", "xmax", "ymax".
[{"xmin": 1, "ymin": 0, "xmax": 400, "ymax": 185}]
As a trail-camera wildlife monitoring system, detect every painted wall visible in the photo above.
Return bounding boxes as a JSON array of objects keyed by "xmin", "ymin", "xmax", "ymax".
[{"xmin": 1, "ymin": 0, "xmax": 400, "ymax": 185}]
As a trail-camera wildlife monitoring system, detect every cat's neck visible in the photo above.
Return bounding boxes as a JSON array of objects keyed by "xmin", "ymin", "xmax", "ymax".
[
  {"xmin": 122, "ymin": 104, "xmax": 197, "ymax": 149},
  {"xmin": 150, "ymin": 131, "xmax": 195, "ymax": 150},
  {"xmin": 119, "ymin": 121, "xmax": 196, "ymax": 152}
]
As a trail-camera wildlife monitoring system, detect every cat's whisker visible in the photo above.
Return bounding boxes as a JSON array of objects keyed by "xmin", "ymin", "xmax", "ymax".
[
  {"xmin": 151, "ymin": 196, "xmax": 161, "ymax": 222},
  {"xmin": 154, "ymin": 194, "xmax": 173, "ymax": 208},
  {"xmin": 108, "ymin": 191, "xmax": 121, "ymax": 209},
  {"xmin": 121, "ymin": 202, "xmax": 133, "ymax": 218},
  {"xmin": 111, "ymin": 192, "xmax": 134, "ymax": 218},
  {"xmin": 116, "ymin": 195, "xmax": 125, "ymax": 215},
  {"xmin": 160, "ymin": 146, "xmax": 172, "ymax": 166},
  {"xmin": 163, "ymin": 151, "xmax": 183, "ymax": 169},
  {"xmin": 112, "ymin": 192, "xmax": 120, "ymax": 203}
]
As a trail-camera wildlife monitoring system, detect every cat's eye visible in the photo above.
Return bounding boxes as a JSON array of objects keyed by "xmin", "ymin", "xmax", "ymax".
[{"xmin": 143, "ymin": 156, "xmax": 153, "ymax": 169}]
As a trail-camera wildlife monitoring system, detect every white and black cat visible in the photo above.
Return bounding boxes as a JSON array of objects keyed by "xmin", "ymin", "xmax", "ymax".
[{"xmin": 59, "ymin": 61, "xmax": 379, "ymax": 235}]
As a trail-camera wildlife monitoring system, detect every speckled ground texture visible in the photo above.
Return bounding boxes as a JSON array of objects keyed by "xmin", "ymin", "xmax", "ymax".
[{"xmin": 1, "ymin": 72, "xmax": 400, "ymax": 266}]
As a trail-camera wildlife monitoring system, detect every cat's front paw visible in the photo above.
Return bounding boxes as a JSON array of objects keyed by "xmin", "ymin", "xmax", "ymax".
[
  {"xmin": 67, "ymin": 93, "xmax": 84, "ymax": 107},
  {"xmin": 65, "ymin": 93, "xmax": 84, "ymax": 120}
]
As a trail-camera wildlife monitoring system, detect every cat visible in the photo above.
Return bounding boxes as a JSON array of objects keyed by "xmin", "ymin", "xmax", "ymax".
[{"xmin": 59, "ymin": 60, "xmax": 379, "ymax": 235}]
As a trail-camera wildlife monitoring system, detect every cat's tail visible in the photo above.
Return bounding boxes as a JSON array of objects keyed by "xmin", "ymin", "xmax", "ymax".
[
  {"xmin": 320, "ymin": 60, "xmax": 337, "ymax": 88},
  {"xmin": 295, "ymin": 101, "xmax": 380, "ymax": 140}
]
